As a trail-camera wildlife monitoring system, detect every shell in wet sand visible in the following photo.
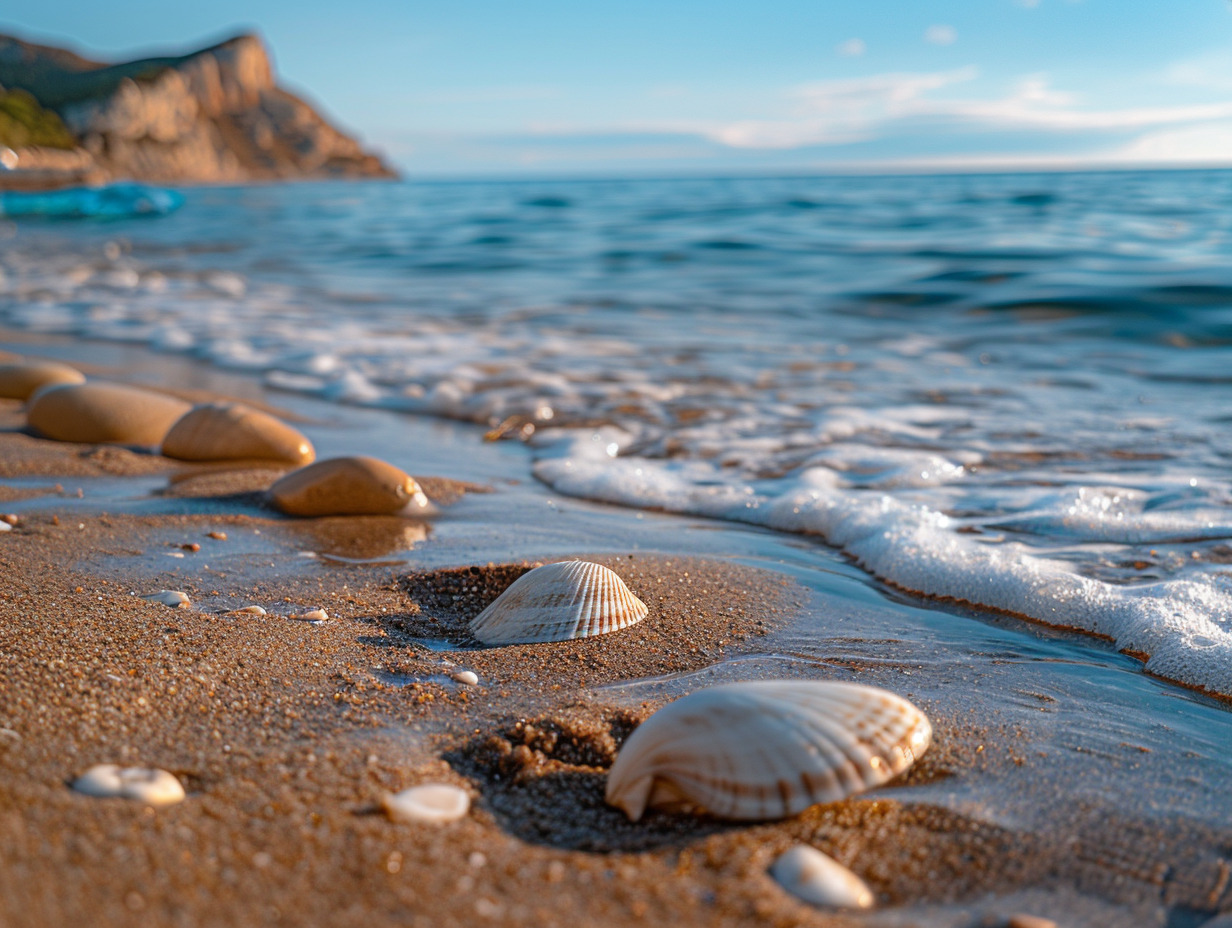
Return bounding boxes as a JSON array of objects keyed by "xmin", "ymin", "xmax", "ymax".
[
  {"xmin": 605, "ymin": 680, "xmax": 931, "ymax": 822},
  {"xmin": 770, "ymin": 844, "xmax": 874, "ymax": 910},
  {"xmin": 143, "ymin": 590, "xmax": 190, "ymax": 608},
  {"xmin": 267, "ymin": 456, "xmax": 427, "ymax": 517},
  {"xmin": 0, "ymin": 361, "xmax": 85, "ymax": 400},
  {"xmin": 27, "ymin": 382, "xmax": 191, "ymax": 445},
  {"xmin": 72, "ymin": 764, "xmax": 186, "ymax": 806},
  {"xmin": 161, "ymin": 403, "xmax": 315, "ymax": 465},
  {"xmin": 382, "ymin": 784, "xmax": 470, "ymax": 824},
  {"xmin": 469, "ymin": 560, "xmax": 648, "ymax": 645}
]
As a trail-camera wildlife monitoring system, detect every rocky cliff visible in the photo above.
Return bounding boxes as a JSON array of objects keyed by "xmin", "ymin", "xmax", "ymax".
[{"xmin": 0, "ymin": 32, "xmax": 396, "ymax": 187}]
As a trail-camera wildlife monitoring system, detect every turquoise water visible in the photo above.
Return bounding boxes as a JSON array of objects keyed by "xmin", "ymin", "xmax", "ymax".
[{"xmin": 6, "ymin": 171, "xmax": 1232, "ymax": 694}]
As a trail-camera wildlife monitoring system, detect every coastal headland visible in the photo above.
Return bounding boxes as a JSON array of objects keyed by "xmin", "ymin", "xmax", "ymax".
[{"xmin": 0, "ymin": 32, "xmax": 396, "ymax": 189}]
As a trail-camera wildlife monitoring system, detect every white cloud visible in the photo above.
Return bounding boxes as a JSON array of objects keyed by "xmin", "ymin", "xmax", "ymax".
[
  {"xmin": 707, "ymin": 68, "xmax": 977, "ymax": 149},
  {"xmin": 838, "ymin": 38, "xmax": 866, "ymax": 57},
  {"xmin": 1113, "ymin": 121, "xmax": 1232, "ymax": 163},
  {"xmin": 924, "ymin": 25, "xmax": 957, "ymax": 46}
]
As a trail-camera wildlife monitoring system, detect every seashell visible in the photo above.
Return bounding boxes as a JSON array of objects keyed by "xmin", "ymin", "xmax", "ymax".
[
  {"xmin": 0, "ymin": 361, "xmax": 86, "ymax": 400},
  {"xmin": 770, "ymin": 844, "xmax": 874, "ymax": 910},
  {"xmin": 605, "ymin": 680, "xmax": 931, "ymax": 822},
  {"xmin": 469, "ymin": 560, "xmax": 648, "ymax": 645},
  {"xmin": 161, "ymin": 403, "xmax": 315, "ymax": 466},
  {"xmin": 451, "ymin": 670, "xmax": 480, "ymax": 686},
  {"xmin": 229, "ymin": 605, "xmax": 266, "ymax": 615},
  {"xmin": 289, "ymin": 608, "xmax": 328, "ymax": 623},
  {"xmin": 27, "ymin": 382, "xmax": 191, "ymax": 445},
  {"xmin": 267, "ymin": 456, "xmax": 427, "ymax": 517},
  {"xmin": 207, "ymin": 531, "xmax": 228, "ymax": 540},
  {"xmin": 382, "ymin": 783, "xmax": 470, "ymax": 824},
  {"xmin": 72, "ymin": 764, "xmax": 186, "ymax": 805},
  {"xmin": 143, "ymin": 590, "xmax": 190, "ymax": 608}
]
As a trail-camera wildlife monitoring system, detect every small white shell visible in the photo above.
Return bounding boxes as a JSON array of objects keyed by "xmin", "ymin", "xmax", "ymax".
[
  {"xmin": 382, "ymin": 784, "xmax": 470, "ymax": 824},
  {"xmin": 72, "ymin": 764, "xmax": 186, "ymax": 806},
  {"xmin": 451, "ymin": 670, "xmax": 480, "ymax": 686},
  {"xmin": 605, "ymin": 680, "xmax": 931, "ymax": 822},
  {"xmin": 289, "ymin": 608, "xmax": 328, "ymax": 623},
  {"xmin": 469, "ymin": 560, "xmax": 648, "ymax": 645},
  {"xmin": 770, "ymin": 845, "xmax": 874, "ymax": 910},
  {"xmin": 143, "ymin": 590, "xmax": 190, "ymax": 608},
  {"xmin": 229, "ymin": 605, "xmax": 267, "ymax": 615}
]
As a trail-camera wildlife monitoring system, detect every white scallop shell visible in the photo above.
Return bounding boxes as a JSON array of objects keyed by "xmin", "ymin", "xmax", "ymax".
[
  {"xmin": 468, "ymin": 560, "xmax": 648, "ymax": 645},
  {"xmin": 72, "ymin": 764, "xmax": 186, "ymax": 806},
  {"xmin": 605, "ymin": 680, "xmax": 931, "ymax": 822},
  {"xmin": 382, "ymin": 784, "xmax": 470, "ymax": 824},
  {"xmin": 770, "ymin": 844, "xmax": 874, "ymax": 910}
]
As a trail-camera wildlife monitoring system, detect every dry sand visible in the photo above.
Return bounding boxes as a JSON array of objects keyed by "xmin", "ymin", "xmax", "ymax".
[{"xmin": 0, "ymin": 357, "xmax": 1229, "ymax": 928}]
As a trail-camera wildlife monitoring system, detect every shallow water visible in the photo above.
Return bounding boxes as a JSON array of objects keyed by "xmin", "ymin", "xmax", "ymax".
[{"xmin": 5, "ymin": 171, "xmax": 1232, "ymax": 695}]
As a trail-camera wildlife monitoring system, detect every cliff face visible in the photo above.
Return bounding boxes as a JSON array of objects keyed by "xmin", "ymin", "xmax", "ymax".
[{"xmin": 0, "ymin": 32, "xmax": 396, "ymax": 186}]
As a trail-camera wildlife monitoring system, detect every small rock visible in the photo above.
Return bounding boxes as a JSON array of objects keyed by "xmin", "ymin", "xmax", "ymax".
[
  {"xmin": 0, "ymin": 361, "xmax": 85, "ymax": 400},
  {"xmin": 27, "ymin": 382, "xmax": 191, "ymax": 445},
  {"xmin": 206, "ymin": 531, "xmax": 228, "ymax": 540},
  {"xmin": 451, "ymin": 670, "xmax": 480, "ymax": 686},
  {"xmin": 382, "ymin": 784, "xmax": 470, "ymax": 824},
  {"xmin": 72, "ymin": 764, "xmax": 185, "ymax": 806},
  {"xmin": 267, "ymin": 456, "xmax": 428, "ymax": 517},
  {"xmin": 161, "ymin": 403, "xmax": 315, "ymax": 466}
]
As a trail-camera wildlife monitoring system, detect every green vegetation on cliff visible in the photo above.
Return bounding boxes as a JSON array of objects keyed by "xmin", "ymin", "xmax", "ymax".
[{"xmin": 0, "ymin": 88, "xmax": 76, "ymax": 149}]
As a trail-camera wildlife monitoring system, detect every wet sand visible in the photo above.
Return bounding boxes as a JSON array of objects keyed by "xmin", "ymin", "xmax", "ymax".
[{"xmin": 2, "ymin": 338, "xmax": 1232, "ymax": 928}]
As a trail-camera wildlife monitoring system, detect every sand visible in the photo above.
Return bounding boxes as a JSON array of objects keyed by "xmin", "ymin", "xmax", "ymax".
[{"xmin": 1, "ymin": 339, "xmax": 1230, "ymax": 928}]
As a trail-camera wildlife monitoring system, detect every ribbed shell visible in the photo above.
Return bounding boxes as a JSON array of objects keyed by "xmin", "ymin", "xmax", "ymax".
[
  {"xmin": 605, "ymin": 680, "xmax": 931, "ymax": 822},
  {"xmin": 469, "ymin": 560, "xmax": 648, "ymax": 645},
  {"xmin": 27, "ymin": 382, "xmax": 191, "ymax": 445},
  {"xmin": 161, "ymin": 403, "xmax": 315, "ymax": 465}
]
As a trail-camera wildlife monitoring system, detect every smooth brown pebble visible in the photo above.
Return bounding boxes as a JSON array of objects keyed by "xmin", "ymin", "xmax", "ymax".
[
  {"xmin": 206, "ymin": 531, "xmax": 227, "ymax": 540},
  {"xmin": 1008, "ymin": 916, "xmax": 1058, "ymax": 928},
  {"xmin": 161, "ymin": 403, "xmax": 315, "ymax": 465},
  {"xmin": 27, "ymin": 382, "xmax": 191, "ymax": 445},
  {"xmin": 0, "ymin": 361, "xmax": 85, "ymax": 400},
  {"xmin": 267, "ymin": 456, "xmax": 426, "ymax": 517}
]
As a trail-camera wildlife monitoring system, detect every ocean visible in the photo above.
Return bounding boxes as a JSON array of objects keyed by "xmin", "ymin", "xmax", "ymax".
[{"xmin": 5, "ymin": 170, "xmax": 1232, "ymax": 699}]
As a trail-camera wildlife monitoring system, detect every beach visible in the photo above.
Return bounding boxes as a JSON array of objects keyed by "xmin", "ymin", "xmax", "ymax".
[{"xmin": 3, "ymin": 331, "xmax": 1232, "ymax": 928}]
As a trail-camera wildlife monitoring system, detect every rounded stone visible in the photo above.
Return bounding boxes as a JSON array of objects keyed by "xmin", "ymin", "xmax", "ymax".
[
  {"xmin": 27, "ymin": 382, "xmax": 192, "ymax": 445},
  {"xmin": 267, "ymin": 456, "xmax": 425, "ymax": 517},
  {"xmin": 0, "ymin": 361, "xmax": 86, "ymax": 400},
  {"xmin": 161, "ymin": 403, "xmax": 315, "ymax": 465}
]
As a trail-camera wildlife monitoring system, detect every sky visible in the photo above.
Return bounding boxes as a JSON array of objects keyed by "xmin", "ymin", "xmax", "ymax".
[{"xmin": 6, "ymin": 1, "xmax": 1232, "ymax": 177}]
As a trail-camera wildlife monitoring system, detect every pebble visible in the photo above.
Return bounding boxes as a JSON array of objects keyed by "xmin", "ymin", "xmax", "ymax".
[
  {"xmin": 27, "ymin": 382, "xmax": 191, "ymax": 445},
  {"xmin": 769, "ymin": 845, "xmax": 873, "ymax": 910},
  {"xmin": 161, "ymin": 402, "xmax": 315, "ymax": 465},
  {"xmin": 0, "ymin": 360, "xmax": 85, "ymax": 400},
  {"xmin": 267, "ymin": 455, "xmax": 427, "ymax": 517},
  {"xmin": 142, "ymin": 590, "xmax": 190, "ymax": 608},
  {"xmin": 72, "ymin": 764, "xmax": 186, "ymax": 805},
  {"xmin": 451, "ymin": 670, "xmax": 480, "ymax": 686},
  {"xmin": 382, "ymin": 784, "xmax": 470, "ymax": 824},
  {"xmin": 206, "ymin": 531, "xmax": 228, "ymax": 540}
]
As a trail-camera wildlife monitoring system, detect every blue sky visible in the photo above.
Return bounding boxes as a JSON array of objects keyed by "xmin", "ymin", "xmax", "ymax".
[{"xmin": 6, "ymin": 1, "xmax": 1232, "ymax": 176}]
